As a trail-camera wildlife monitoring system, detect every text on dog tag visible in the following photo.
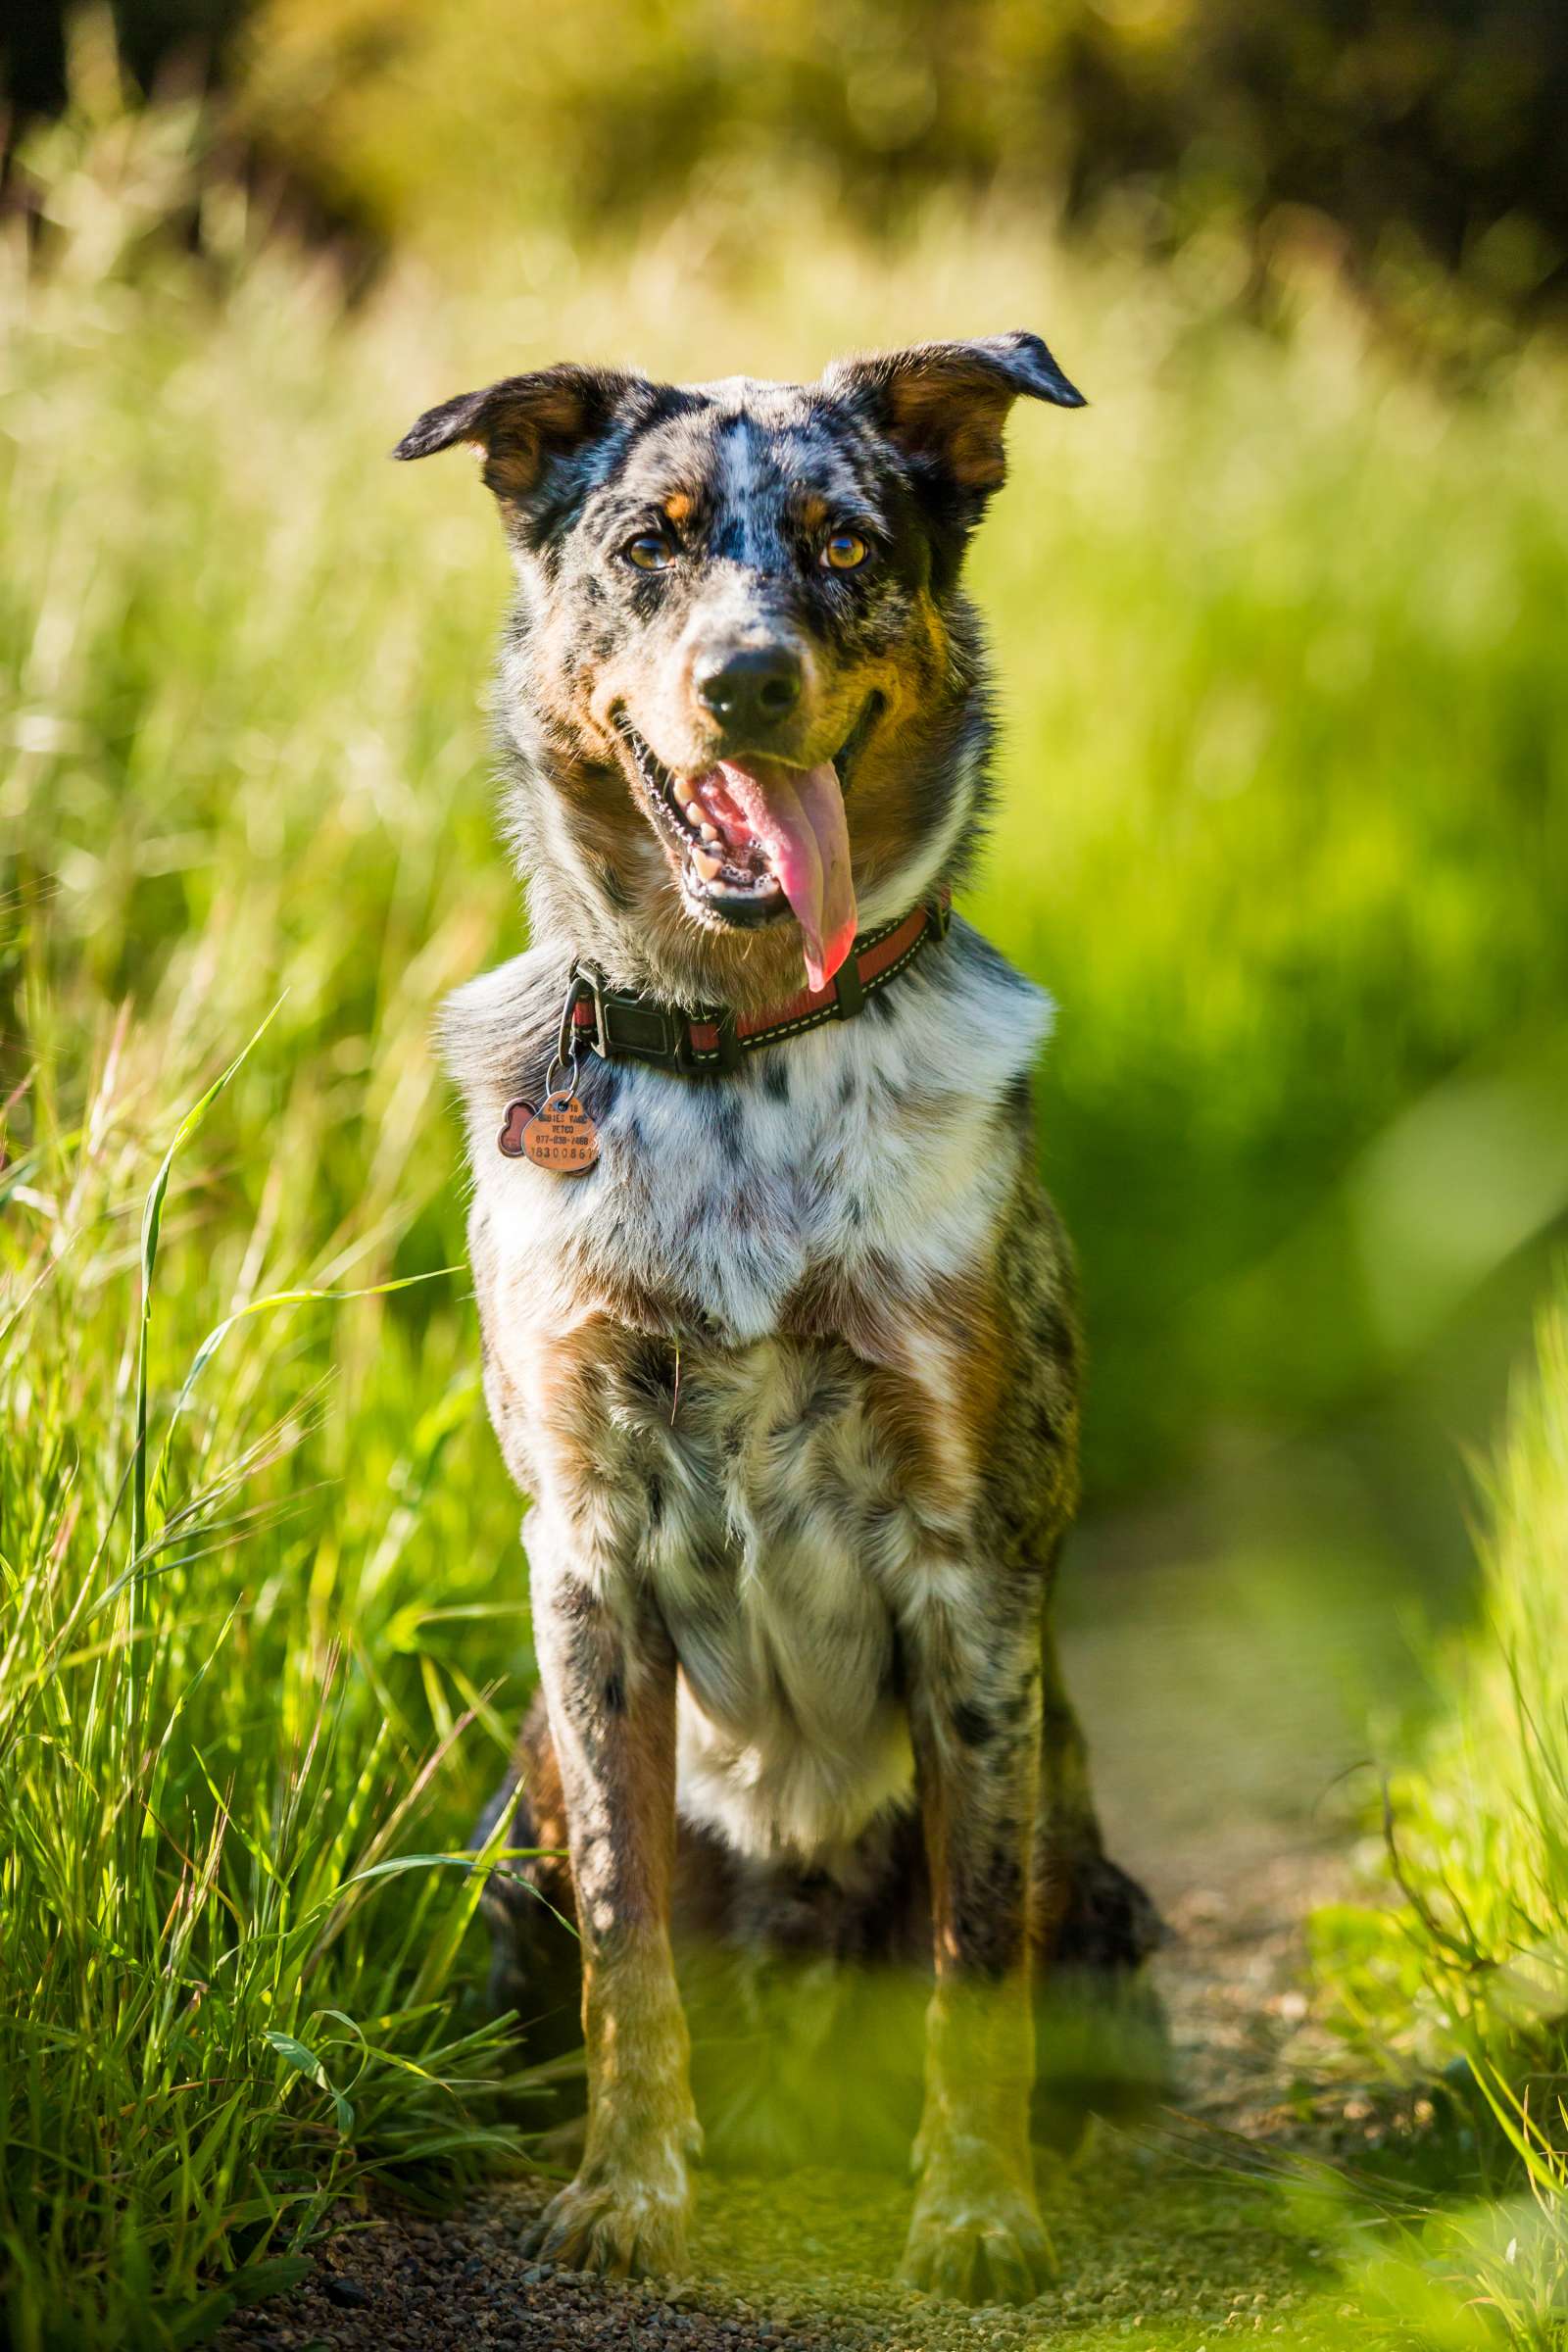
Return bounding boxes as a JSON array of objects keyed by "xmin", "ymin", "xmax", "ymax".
[{"xmin": 520, "ymin": 1091, "xmax": 599, "ymax": 1175}]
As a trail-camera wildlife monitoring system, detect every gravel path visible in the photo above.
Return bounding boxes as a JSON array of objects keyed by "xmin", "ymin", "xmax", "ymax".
[
  {"xmin": 220, "ymin": 1839, "xmax": 1358, "ymax": 2352},
  {"xmin": 223, "ymin": 1505, "xmax": 1391, "ymax": 2352}
]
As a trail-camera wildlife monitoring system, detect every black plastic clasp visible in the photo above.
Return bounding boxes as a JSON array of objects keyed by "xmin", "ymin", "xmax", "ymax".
[
  {"xmin": 570, "ymin": 962, "xmax": 742, "ymax": 1077},
  {"xmin": 602, "ymin": 994, "xmax": 684, "ymax": 1065}
]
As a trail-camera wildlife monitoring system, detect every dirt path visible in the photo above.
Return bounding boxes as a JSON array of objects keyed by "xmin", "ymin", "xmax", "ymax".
[
  {"xmin": 222, "ymin": 1836, "xmax": 1360, "ymax": 2352},
  {"xmin": 224, "ymin": 1519, "xmax": 1388, "ymax": 2352}
]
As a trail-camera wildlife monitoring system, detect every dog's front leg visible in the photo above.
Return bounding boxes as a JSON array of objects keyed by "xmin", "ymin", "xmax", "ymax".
[
  {"xmin": 899, "ymin": 1602, "xmax": 1053, "ymax": 2306},
  {"xmin": 522, "ymin": 1525, "xmax": 699, "ymax": 2278}
]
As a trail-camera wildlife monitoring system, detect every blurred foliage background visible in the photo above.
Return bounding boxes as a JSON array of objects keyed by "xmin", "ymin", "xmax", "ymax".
[
  {"xmin": 4, "ymin": 0, "xmax": 1566, "ymax": 1516},
  {"xmin": 3, "ymin": 4, "xmax": 1568, "ymax": 2344},
  {"xmin": 7, "ymin": 0, "xmax": 1568, "ymax": 349}
]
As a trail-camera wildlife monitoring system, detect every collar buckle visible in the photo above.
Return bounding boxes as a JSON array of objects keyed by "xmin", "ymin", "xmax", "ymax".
[{"xmin": 572, "ymin": 961, "xmax": 708, "ymax": 1072}]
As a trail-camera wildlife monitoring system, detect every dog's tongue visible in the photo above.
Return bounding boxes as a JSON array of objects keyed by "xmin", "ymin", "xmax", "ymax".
[{"xmin": 713, "ymin": 758, "xmax": 858, "ymax": 991}]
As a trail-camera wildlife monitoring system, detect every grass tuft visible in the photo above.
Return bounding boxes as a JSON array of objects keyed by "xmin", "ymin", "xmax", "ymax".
[
  {"xmin": 1313, "ymin": 1272, "xmax": 1568, "ymax": 2342},
  {"xmin": 0, "ymin": 1022, "xmax": 535, "ymax": 2350}
]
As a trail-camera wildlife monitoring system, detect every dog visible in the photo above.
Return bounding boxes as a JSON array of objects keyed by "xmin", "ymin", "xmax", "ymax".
[{"xmin": 396, "ymin": 332, "xmax": 1164, "ymax": 2307}]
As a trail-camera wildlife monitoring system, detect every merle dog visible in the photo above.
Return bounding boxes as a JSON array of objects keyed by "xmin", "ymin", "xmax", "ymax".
[{"xmin": 397, "ymin": 333, "xmax": 1164, "ymax": 2305}]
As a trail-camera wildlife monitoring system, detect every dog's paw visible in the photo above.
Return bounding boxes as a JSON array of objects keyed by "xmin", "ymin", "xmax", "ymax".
[
  {"xmin": 898, "ymin": 2156, "xmax": 1055, "ymax": 2305},
  {"xmin": 522, "ymin": 2119, "xmax": 700, "ymax": 2280},
  {"xmin": 522, "ymin": 2171, "xmax": 691, "ymax": 2279}
]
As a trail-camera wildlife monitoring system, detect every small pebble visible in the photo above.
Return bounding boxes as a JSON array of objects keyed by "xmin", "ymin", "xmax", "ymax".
[{"xmin": 322, "ymin": 2276, "xmax": 371, "ymax": 2311}]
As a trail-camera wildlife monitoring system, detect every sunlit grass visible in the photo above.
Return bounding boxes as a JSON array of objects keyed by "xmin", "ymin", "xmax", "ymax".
[
  {"xmin": 1309, "ymin": 1274, "xmax": 1568, "ymax": 2344},
  {"xmin": 0, "ymin": 999, "xmax": 540, "ymax": 2348},
  {"xmin": 5, "ymin": 57, "xmax": 1568, "ymax": 2348}
]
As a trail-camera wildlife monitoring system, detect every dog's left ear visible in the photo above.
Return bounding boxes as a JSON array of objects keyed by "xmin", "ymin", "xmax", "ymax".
[
  {"xmin": 393, "ymin": 364, "xmax": 648, "ymax": 527},
  {"xmin": 822, "ymin": 330, "xmax": 1085, "ymax": 498}
]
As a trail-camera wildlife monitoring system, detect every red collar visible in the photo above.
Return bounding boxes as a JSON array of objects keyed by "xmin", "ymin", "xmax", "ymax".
[{"xmin": 564, "ymin": 892, "xmax": 951, "ymax": 1076}]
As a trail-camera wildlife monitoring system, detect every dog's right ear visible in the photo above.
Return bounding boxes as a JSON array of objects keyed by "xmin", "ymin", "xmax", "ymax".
[{"xmin": 393, "ymin": 364, "xmax": 646, "ymax": 527}]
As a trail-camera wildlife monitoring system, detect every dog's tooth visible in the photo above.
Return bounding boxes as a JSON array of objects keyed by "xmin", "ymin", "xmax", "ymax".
[
  {"xmin": 672, "ymin": 777, "xmax": 698, "ymax": 809},
  {"xmin": 692, "ymin": 847, "xmax": 723, "ymax": 881},
  {"xmin": 700, "ymin": 821, "xmax": 720, "ymax": 843}
]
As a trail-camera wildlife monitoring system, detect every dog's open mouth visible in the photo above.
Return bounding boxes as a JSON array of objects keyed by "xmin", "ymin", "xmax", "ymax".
[{"xmin": 619, "ymin": 705, "xmax": 876, "ymax": 990}]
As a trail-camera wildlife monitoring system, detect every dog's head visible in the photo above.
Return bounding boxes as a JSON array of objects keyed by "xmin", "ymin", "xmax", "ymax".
[{"xmin": 397, "ymin": 334, "xmax": 1082, "ymax": 992}]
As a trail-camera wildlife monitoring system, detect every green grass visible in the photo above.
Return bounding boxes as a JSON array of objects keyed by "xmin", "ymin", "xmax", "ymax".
[
  {"xmin": 0, "ymin": 995, "xmax": 535, "ymax": 2349},
  {"xmin": 5, "ymin": 67, "xmax": 1568, "ymax": 2349},
  {"xmin": 1308, "ymin": 1272, "xmax": 1568, "ymax": 2345}
]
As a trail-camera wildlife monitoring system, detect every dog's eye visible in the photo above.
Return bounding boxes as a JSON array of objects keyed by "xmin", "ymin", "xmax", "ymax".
[
  {"xmin": 624, "ymin": 534, "xmax": 673, "ymax": 572},
  {"xmin": 820, "ymin": 531, "xmax": 869, "ymax": 573}
]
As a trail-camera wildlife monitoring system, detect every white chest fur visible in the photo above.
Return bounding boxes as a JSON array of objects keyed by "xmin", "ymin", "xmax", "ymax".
[
  {"xmin": 447, "ymin": 923, "xmax": 1053, "ymax": 1858},
  {"xmin": 453, "ymin": 923, "xmax": 1050, "ymax": 1343}
]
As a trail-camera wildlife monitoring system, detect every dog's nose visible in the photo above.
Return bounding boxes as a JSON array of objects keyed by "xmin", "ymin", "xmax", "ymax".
[{"xmin": 696, "ymin": 645, "xmax": 802, "ymax": 734}]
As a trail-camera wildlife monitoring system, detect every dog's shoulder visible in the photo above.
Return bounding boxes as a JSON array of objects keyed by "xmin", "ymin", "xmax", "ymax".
[
  {"xmin": 438, "ymin": 942, "xmax": 573, "ymax": 1141},
  {"xmin": 891, "ymin": 913, "xmax": 1053, "ymax": 1098}
]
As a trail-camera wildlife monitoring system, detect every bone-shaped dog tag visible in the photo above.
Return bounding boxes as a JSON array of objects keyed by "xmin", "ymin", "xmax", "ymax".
[
  {"xmin": 497, "ymin": 1099, "xmax": 536, "ymax": 1157},
  {"xmin": 519, "ymin": 1090, "xmax": 600, "ymax": 1175}
]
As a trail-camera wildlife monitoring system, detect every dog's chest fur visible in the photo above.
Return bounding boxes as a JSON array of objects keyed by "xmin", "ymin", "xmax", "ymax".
[{"xmin": 447, "ymin": 921, "xmax": 1052, "ymax": 1859}]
